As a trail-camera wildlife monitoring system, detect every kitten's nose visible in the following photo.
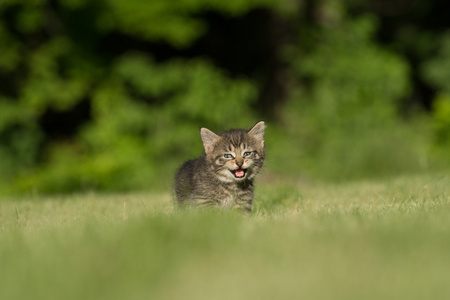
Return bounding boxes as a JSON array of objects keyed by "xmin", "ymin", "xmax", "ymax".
[{"xmin": 235, "ymin": 158, "xmax": 244, "ymax": 167}]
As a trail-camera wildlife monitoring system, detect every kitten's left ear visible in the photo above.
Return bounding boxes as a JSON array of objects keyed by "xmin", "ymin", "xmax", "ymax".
[
  {"xmin": 248, "ymin": 121, "xmax": 265, "ymax": 145},
  {"xmin": 200, "ymin": 127, "xmax": 221, "ymax": 154}
]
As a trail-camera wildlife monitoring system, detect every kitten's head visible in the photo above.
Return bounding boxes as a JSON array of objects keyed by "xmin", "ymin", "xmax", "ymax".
[{"xmin": 200, "ymin": 121, "xmax": 265, "ymax": 183}]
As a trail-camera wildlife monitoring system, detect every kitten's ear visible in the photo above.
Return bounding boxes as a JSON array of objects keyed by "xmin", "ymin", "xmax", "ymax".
[
  {"xmin": 248, "ymin": 121, "xmax": 265, "ymax": 145},
  {"xmin": 200, "ymin": 127, "xmax": 221, "ymax": 154}
]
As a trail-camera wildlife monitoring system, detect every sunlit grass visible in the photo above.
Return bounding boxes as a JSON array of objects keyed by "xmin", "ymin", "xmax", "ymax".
[{"xmin": 1, "ymin": 173, "xmax": 449, "ymax": 300}]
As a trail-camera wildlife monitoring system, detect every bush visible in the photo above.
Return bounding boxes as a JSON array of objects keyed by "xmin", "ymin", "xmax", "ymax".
[
  {"xmin": 0, "ymin": 0, "xmax": 269, "ymax": 194},
  {"xmin": 1, "ymin": 1, "xmax": 448, "ymax": 194},
  {"xmin": 422, "ymin": 32, "xmax": 450, "ymax": 155},
  {"xmin": 10, "ymin": 54, "xmax": 258, "ymax": 194},
  {"xmin": 270, "ymin": 16, "xmax": 430, "ymax": 179}
]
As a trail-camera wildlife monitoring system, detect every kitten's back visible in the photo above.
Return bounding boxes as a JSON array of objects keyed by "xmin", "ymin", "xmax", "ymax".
[{"xmin": 174, "ymin": 158, "xmax": 199, "ymax": 205}]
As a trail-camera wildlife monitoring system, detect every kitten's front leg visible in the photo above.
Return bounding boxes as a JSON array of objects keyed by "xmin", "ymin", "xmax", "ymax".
[
  {"xmin": 193, "ymin": 197, "xmax": 220, "ymax": 208},
  {"xmin": 234, "ymin": 194, "xmax": 253, "ymax": 213}
]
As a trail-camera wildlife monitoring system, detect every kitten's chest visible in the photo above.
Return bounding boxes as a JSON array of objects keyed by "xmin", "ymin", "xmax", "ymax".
[{"xmin": 214, "ymin": 183, "xmax": 253, "ymax": 207}]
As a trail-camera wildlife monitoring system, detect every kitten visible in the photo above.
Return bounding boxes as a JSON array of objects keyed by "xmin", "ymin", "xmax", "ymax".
[{"xmin": 174, "ymin": 121, "xmax": 265, "ymax": 212}]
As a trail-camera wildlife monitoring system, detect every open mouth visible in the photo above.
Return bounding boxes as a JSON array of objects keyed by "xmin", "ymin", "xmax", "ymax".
[{"xmin": 231, "ymin": 168, "xmax": 247, "ymax": 179}]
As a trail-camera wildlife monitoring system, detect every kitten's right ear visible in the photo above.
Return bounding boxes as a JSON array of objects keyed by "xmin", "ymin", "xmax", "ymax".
[{"xmin": 200, "ymin": 127, "xmax": 220, "ymax": 154}]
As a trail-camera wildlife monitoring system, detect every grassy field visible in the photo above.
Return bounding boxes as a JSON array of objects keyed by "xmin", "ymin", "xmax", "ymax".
[{"xmin": 1, "ymin": 173, "xmax": 450, "ymax": 300}]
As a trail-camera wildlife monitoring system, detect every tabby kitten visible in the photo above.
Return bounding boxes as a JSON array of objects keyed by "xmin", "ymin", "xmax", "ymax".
[{"xmin": 174, "ymin": 121, "xmax": 265, "ymax": 212}]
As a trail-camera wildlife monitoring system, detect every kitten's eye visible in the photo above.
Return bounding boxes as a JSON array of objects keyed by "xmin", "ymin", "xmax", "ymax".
[
  {"xmin": 224, "ymin": 154, "xmax": 234, "ymax": 159},
  {"xmin": 243, "ymin": 151, "xmax": 252, "ymax": 157}
]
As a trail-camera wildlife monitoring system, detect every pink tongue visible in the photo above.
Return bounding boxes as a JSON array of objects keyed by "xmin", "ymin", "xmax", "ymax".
[{"xmin": 235, "ymin": 169, "xmax": 245, "ymax": 177}]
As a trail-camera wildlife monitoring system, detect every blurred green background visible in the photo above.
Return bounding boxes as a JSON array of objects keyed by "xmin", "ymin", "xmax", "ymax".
[{"xmin": 1, "ymin": 0, "xmax": 450, "ymax": 195}]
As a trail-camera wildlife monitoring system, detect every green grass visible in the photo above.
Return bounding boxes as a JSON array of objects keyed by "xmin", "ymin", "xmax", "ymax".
[{"xmin": 1, "ymin": 173, "xmax": 450, "ymax": 300}]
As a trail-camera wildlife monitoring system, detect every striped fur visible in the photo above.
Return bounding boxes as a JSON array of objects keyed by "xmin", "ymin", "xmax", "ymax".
[{"xmin": 174, "ymin": 121, "xmax": 265, "ymax": 212}]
